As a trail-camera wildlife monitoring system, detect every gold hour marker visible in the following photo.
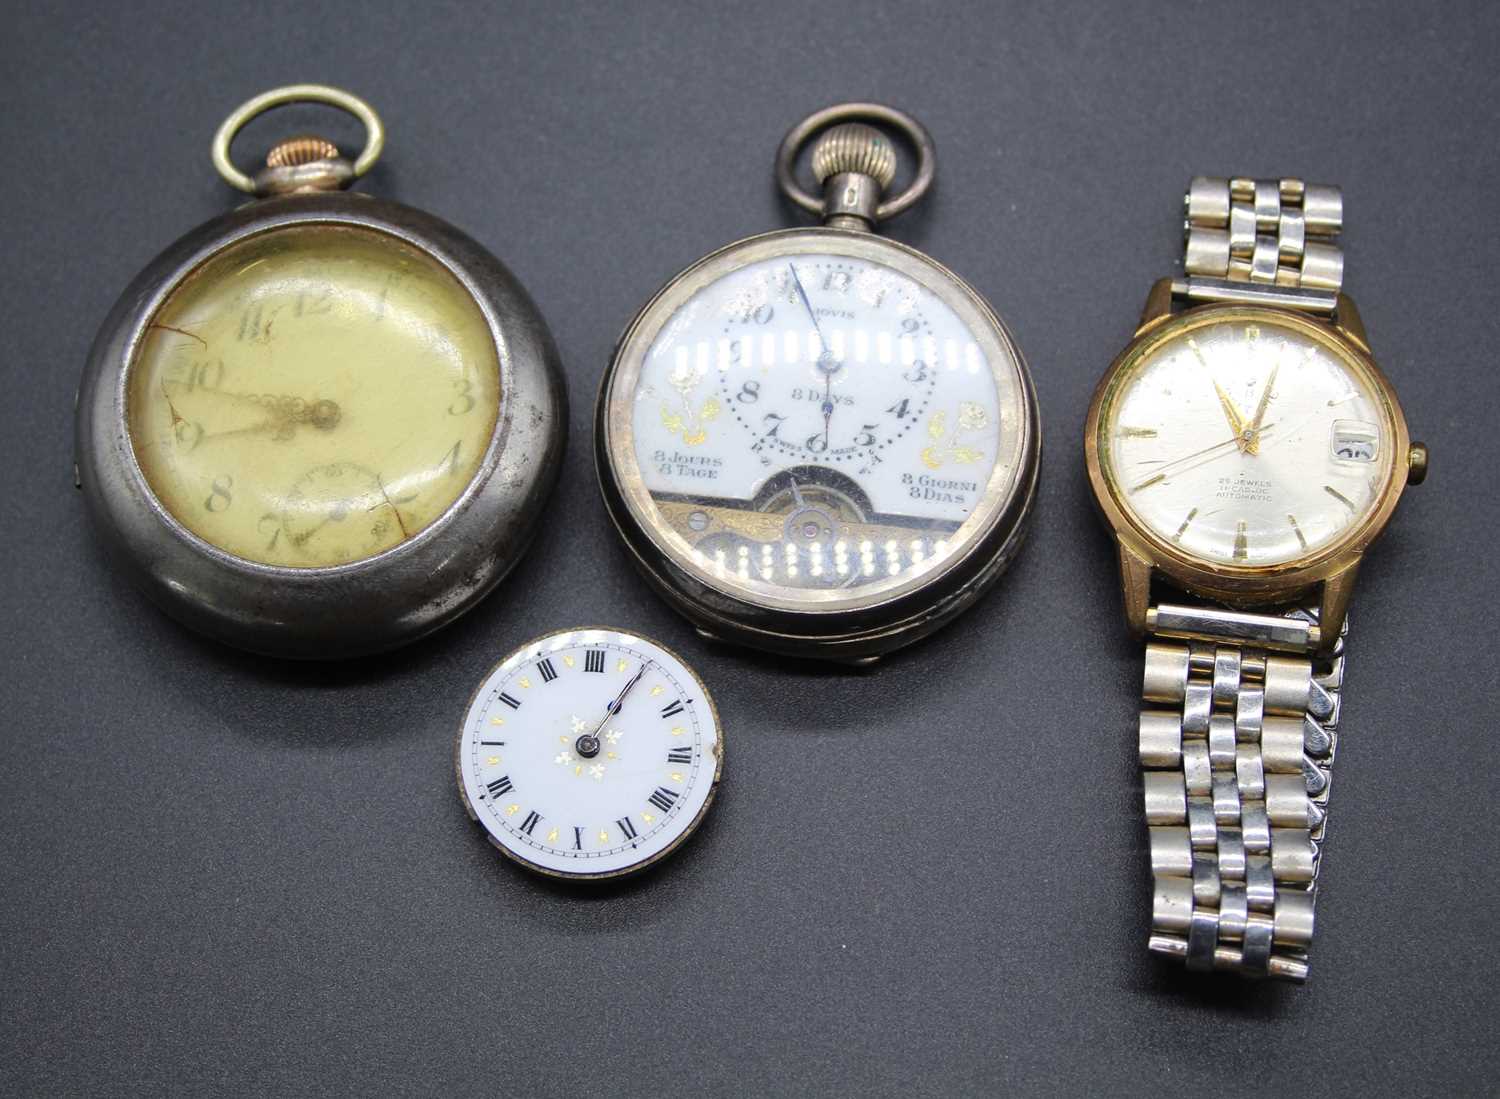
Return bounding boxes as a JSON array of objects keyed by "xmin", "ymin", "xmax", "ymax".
[
  {"xmin": 574, "ymin": 765, "xmax": 582, "ymax": 776},
  {"xmin": 1132, "ymin": 472, "xmax": 1166, "ymax": 492},
  {"xmin": 1244, "ymin": 324, "xmax": 1260, "ymax": 341},
  {"xmin": 546, "ymin": 827, "xmax": 559, "ymax": 844},
  {"xmin": 670, "ymin": 772, "xmax": 683, "ymax": 783},
  {"xmin": 1119, "ymin": 426, "xmax": 1158, "ymax": 438},
  {"xmin": 606, "ymin": 751, "xmax": 618, "ymax": 760},
  {"xmin": 598, "ymin": 828, "xmax": 609, "ymax": 844},
  {"xmin": 505, "ymin": 803, "xmax": 520, "ymax": 816},
  {"xmin": 617, "ymin": 658, "xmax": 629, "ymax": 673},
  {"xmin": 490, "ymin": 717, "xmax": 504, "ymax": 726},
  {"xmin": 519, "ymin": 677, "xmax": 532, "ymax": 689},
  {"xmin": 1186, "ymin": 336, "xmax": 1210, "ymax": 368},
  {"xmin": 562, "ymin": 654, "xmax": 576, "ymax": 668},
  {"xmin": 1172, "ymin": 507, "xmax": 1198, "ymax": 541},
  {"xmin": 671, "ymin": 726, "xmax": 686, "ymax": 736},
  {"xmin": 1233, "ymin": 520, "xmax": 1249, "ymax": 561},
  {"xmin": 650, "ymin": 684, "xmax": 664, "ymax": 696},
  {"xmin": 1324, "ymin": 485, "xmax": 1357, "ymax": 510},
  {"xmin": 643, "ymin": 812, "xmax": 655, "ymax": 825},
  {"xmin": 1288, "ymin": 513, "xmax": 1308, "ymax": 550},
  {"xmin": 486, "ymin": 755, "xmax": 500, "ymax": 766}
]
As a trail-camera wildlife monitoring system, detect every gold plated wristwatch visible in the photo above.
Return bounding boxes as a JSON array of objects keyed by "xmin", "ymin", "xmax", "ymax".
[{"xmin": 1084, "ymin": 176, "xmax": 1428, "ymax": 980}]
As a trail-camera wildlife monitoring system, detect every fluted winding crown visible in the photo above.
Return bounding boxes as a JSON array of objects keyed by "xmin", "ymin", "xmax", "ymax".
[
  {"xmin": 266, "ymin": 135, "xmax": 341, "ymax": 168},
  {"xmin": 810, "ymin": 123, "xmax": 897, "ymax": 189}
]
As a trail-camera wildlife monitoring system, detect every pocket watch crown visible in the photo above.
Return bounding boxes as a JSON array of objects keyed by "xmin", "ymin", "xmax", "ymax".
[
  {"xmin": 265, "ymin": 135, "xmax": 342, "ymax": 169},
  {"xmin": 810, "ymin": 123, "xmax": 897, "ymax": 190}
]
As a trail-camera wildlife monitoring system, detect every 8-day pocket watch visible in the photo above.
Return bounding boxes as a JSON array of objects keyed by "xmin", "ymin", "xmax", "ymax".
[
  {"xmin": 596, "ymin": 104, "xmax": 1040, "ymax": 663},
  {"xmin": 75, "ymin": 85, "xmax": 566, "ymax": 659}
]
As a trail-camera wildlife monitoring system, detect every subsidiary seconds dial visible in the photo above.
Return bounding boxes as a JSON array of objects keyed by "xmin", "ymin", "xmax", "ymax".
[
  {"xmin": 455, "ymin": 629, "xmax": 723, "ymax": 879},
  {"xmin": 716, "ymin": 257, "xmax": 938, "ymax": 462}
]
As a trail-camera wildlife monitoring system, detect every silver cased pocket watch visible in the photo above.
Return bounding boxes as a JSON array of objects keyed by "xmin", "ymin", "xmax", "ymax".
[
  {"xmin": 596, "ymin": 104, "xmax": 1040, "ymax": 663},
  {"xmin": 455, "ymin": 627, "xmax": 723, "ymax": 880},
  {"xmin": 75, "ymin": 85, "xmax": 566, "ymax": 659}
]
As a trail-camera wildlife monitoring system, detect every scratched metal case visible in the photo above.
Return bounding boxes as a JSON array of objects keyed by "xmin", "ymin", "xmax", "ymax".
[{"xmin": 75, "ymin": 86, "xmax": 566, "ymax": 659}]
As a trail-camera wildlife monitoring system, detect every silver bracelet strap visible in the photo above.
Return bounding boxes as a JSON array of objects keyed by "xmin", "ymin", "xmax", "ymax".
[
  {"xmin": 1177, "ymin": 176, "xmax": 1344, "ymax": 313},
  {"xmin": 1138, "ymin": 603, "xmax": 1346, "ymax": 982}
]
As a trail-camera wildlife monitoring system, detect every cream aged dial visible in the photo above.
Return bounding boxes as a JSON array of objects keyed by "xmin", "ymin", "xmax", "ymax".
[
  {"xmin": 128, "ymin": 225, "xmax": 500, "ymax": 568},
  {"xmin": 455, "ymin": 629, "xmax": 722, "ymax": 879},
  {"xmin": 1097, "ymin": 310, "xmax": 1398, "ymax": 568},
  {"xmin": 596, "ymin": 105, "xmax": 1039, "ymax": 661}
]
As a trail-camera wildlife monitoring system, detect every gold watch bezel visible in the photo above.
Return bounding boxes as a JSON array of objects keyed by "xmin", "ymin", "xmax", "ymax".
[{"xmin": 1084, "ymin": 297, "xmax": 1413, "ymax": 628}]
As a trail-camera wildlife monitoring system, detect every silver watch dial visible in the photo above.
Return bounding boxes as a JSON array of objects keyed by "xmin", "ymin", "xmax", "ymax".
[{"xmin": 1099, "ymin": 310, "xmax": 1397, "ymax": 568}]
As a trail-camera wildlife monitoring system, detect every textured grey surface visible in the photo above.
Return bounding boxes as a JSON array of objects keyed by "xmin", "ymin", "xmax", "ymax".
[{"xmin": 2, "ymin": 2, "xmax": 1496, "ymax": 1095}]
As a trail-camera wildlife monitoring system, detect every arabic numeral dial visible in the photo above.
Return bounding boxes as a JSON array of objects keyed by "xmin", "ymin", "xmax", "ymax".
[{"xmin": 712, "ymin": 256, "xmax": 940, "ymax": 463}]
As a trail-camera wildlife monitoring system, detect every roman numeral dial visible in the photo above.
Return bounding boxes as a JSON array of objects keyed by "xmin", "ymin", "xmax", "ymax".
[{"xmin": 457, "ymin": 629, "xmax": 723, "ymax": 880}]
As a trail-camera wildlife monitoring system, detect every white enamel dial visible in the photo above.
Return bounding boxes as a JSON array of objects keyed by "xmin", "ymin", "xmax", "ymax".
[
  {"xmin": 456, "ymin": 629, "xmax": 722, "ymax": 879},
  {"xmin": 617, "ymin": 242, "xmax": 1028, "ymax": 603},
  {"xmin": 1100, "ymin": 312, "xmax": 1396, "ymax": 567}
]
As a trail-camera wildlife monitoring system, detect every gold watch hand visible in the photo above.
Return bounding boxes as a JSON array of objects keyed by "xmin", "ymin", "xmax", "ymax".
[
  {"xmin": 1130, "ymin": 423, "xmax": 1279, "ymax": 492},
  {"xmin": 1212, "ymin": 379, "xmax": 1249, "ymax": 450},
  {"xmin": 1243, "ymin": 362, "xmax": 1280, "ymax": 455}
]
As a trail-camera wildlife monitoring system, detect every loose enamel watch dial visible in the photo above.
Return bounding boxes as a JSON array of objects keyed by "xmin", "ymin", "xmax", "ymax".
[
  {"xmin": 597, "ymin": 106, "xmax": 1039, "ymax": 661},
  {"xmin": 456, "ymin": 629, "xmax": 722, "ymax": 879},
  {"xmin": 1097, "ymin": 308, "xmax": 1399, "ymax": 568}
]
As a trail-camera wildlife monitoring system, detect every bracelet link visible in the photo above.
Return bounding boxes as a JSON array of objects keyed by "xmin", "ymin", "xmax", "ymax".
[
  {"xmin": 1138, "ymin": 603, "xmax": 1346, "ymax": 981},
  {"xmin": 1181, "ymin": 175, "xmax": 1344, "ymax": 310}
]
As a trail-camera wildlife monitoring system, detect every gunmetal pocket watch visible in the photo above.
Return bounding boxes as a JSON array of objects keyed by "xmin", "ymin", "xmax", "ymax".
[
  {"xmin": 596, "ymin": 104, "xmax": 1040, "ymax": 663},
  {"xmin": 75, "ymin": 85, "xmax": 566, "ymax": 659},
  {"xmin": 455, "ymin": 628, "xmax": 723, "ymax": 879}
]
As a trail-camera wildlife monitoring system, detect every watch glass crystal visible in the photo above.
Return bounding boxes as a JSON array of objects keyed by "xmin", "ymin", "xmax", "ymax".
[
  {"xmin": 127, "ymin": 224, "xmax": 501, "ymax": 568},
  {"xmin": 620, "ymin": 248, "xmax": 1027, "ymax": 604},
  {"xmin": 1099, "ymin": 311, "xmax": 1395, "ymax": 568}
]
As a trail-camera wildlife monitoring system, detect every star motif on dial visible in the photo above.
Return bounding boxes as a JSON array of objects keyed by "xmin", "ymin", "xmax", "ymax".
[{"xmin": 458, "ymin": 629, "xmax": 723, "ymax": 879}]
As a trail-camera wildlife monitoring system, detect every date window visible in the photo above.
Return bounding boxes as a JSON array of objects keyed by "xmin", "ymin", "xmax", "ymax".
[{"xmin": 1331, "ymin": 419, "xmax": 1379, "ymax": 463}]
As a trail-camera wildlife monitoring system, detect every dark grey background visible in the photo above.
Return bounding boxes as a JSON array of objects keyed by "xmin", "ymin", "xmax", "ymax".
[{"xmin": 3, "ymin": 2, "xmax": 1495, "ymax": 1094}]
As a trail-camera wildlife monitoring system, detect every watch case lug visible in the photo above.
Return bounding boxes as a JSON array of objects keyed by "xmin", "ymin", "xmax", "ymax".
[
  {"xmin": 1134, "ymin": 277, "xmax": 1176, "ymax": 337},
  {"xmin": 1316, "ymin": 557, "xmax": 1361, "ymax": 650},
  {"xmin": 1117, "ymin": 539, "xmax": 1153, "ymax": 637},
  {"xmin": 1331, "ymin": 292, "xmax": 1371, "ymax": 354}
]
